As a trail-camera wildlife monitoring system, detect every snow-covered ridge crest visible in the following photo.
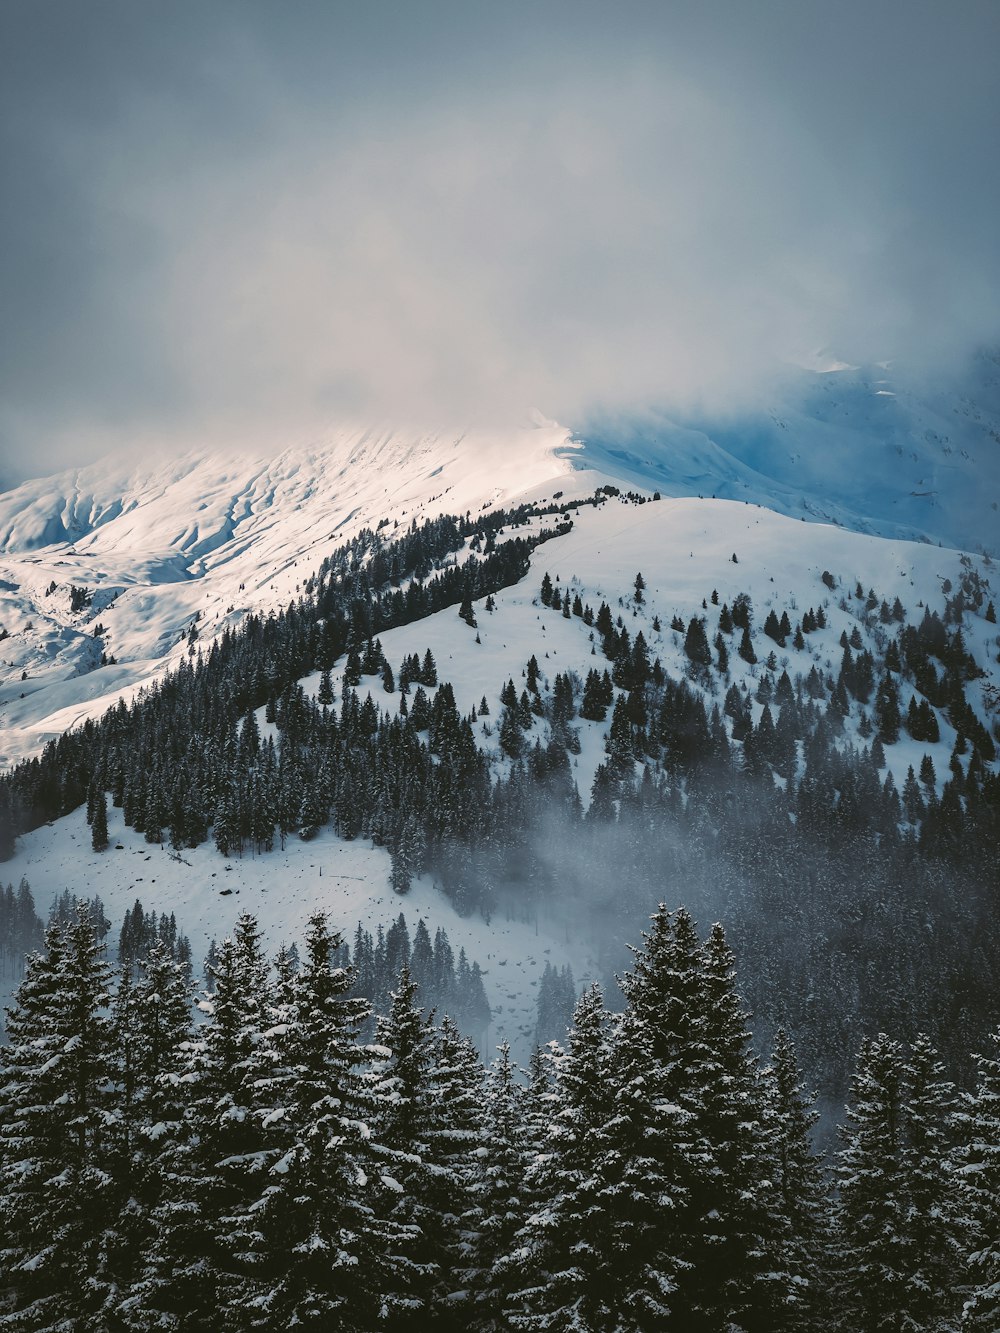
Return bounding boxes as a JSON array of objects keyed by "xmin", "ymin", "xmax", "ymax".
[
  {"xmin": 0, "ymin": 419, "xmax": 578, "ymax": 557},
  {"xmin": 0, "ymin": 419, "xmax": 579, "ymax": 768}
]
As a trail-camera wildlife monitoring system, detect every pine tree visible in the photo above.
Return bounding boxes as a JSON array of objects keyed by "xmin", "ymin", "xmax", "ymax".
[
  {"xmin": 875, "ymin": 672, "xmax": 902, "ymax": 744},
  {"xmin": 833, "ymin": 1034, "xmax": 910, "ymax": 1331},
  {"xmin": 684, "ymin": 616, "xmax": 712, "ymax": 668},
  {"xmin": 422, "ymin": 1017, "xmax": 485, "ymax": 1327},
  {"xmin": 372, "ymin": 966, "xmax": 443, "ymax": 1323},
  {"xmin": 590, "ymin": 906, "xmax": 703, "ymax": 1327},
  {"xmin": 739, "ymin": 625, "xmax": 757, "ymax": 664},
  {"xmin": 685, "ymin": 922, "xmax": 783, "ymax": 1329},
  {"xmin": 898, "ymin": 1035, "xmax": 965, "ymax": 1330},
  {"xmin": 129, "ymin": 913, "xmax": 272, "ymax": 1328},
  {"xmin": 509, "ymin": 984, "xmax": 616, "ymax": 1329},
  {"xmin": 91, "ymin": 788, "xmax": 110, "ymax": 850},
  {"xmin": 227, "ymin": 913, "xmax": 407, "ymax": 1328},
  {"xmin": 0, "ymin": 907, "xmax": 115, "ymax": 1326},
  {"xmin": 106, "ymin": 941, "xmax": 194, "ymax": 1320},
  {"xmin": 318, "ymin": 667, "xmax": 334, "ymax": 705},
  {"xmin": 956, "ymin": 1027, "xmax": 1000, "ymax": 1329},
  {"xmin": 762, "ymin": 1029, "xmax": 830, "ymax": 1329},
  {"xmin": 467, "ymin": 1042, "xmax": 529, "ymax": 1330}
]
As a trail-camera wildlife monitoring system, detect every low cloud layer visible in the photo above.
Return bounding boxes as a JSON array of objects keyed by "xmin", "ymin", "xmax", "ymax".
[{"xmin": 2, "ymin": 1, "xmax": 998, "ymax": 479}]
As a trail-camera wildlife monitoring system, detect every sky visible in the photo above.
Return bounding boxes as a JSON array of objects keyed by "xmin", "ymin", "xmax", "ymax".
[{"xmin": 1, "ymin": 0, "xmax": 999, "ymax": 482}]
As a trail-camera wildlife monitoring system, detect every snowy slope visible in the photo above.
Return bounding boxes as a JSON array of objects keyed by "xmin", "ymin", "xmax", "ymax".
[
  {"xmin": 576, "ymin": 352, "xmax": 1000, "ymax": 551},
  {"xmin": 2, "ymin": 350, "xmax": 999, "ymax": 770},
  {"xmin": 4, "ymin": 491, "xmax": 997, "ymax": 1061},
  {"xmin": 0, "ymin": 419, "xmax": 579, "ymax": 767}
]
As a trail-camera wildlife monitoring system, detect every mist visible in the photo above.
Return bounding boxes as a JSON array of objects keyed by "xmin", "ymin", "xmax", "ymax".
[{"xmin": 2, "ymin": 1, "xmax": 999, "ymax": 480}]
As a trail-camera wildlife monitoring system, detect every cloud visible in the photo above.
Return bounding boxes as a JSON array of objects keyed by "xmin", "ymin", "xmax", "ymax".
[{"xmin": 1, "ymin": 1, "xmax": 998, "ymax": 478}]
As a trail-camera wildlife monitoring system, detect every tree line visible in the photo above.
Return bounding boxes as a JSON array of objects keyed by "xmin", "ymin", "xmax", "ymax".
[
  {"xmin": 0, "ymin": 495, "xmax": 996, "ymax": 1103},
  {"xmin": 0, "ymin": 902, "xmax": 997, "ymax": 1330}
]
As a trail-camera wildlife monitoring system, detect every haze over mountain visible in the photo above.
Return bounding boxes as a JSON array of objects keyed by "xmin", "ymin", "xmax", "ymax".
[
  {"xmin": 4, "ymin": 6, "xmax": 1000, "ymax": 1327},
  {"xmin": 2, "ymin": 1, "xmax": 999, "ymax": 480}
]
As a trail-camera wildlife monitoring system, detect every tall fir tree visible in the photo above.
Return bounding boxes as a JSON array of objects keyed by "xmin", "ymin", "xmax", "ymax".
[
  {"xmin": 228, "ymin": 913, "xmax": 411, "ymax": 1329},
  {"xmin": 762, "ymin": 1028, "xmax": 831, "ymax": 1330},
  {"xmin": 0, "ymin": 907, "xmax": 115, "ymax": 1327},
  {"xmin": 833, "ymin": 1034, "xmax": 911, "ymax": 1332},
  {"xmin": 508, "ymin": 983, "xmax": 616, "ymax": 1329},
  {"xmin": 467, "ymin": 1042, "xmax": 530, "ymax": 1331},
  {"xmin": 956, "ymin": 1027, "xmax": 1000, "ymax": 1330}
]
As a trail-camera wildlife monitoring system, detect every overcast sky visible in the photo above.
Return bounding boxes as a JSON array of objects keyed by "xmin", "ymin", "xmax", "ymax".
[{"xmin": 1, "ymin": 0, "xmax": 998, "ymax": 481}]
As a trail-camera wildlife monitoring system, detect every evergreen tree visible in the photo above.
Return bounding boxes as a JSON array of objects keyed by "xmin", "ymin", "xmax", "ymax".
[
  {"xmin": 875, "ymin": 673, "xmax": 902, "ymax": 744},
  {"xmin": 228, "ymin": 913, "xmax": 408, "ymax": 1328},
  {"xmin": 833, "ymin": 1034, "xmax": 910, "ymax": 1331},
  {"xmin": 422, "ymin": 1016, "xmax": 484, "ymax": 1326},
  {"xmin": 509, "ymin": 984, "xmax": 616, "ymax": 1329},
  {"xmin": 684, "ymin": 616, "xmax": 712, "ymax": 669},
  {"xmin": 739, "ymin": 625, "xmax": 757, "ymax": 664},
  {"xmin": 129, "ymin": 913, "xmax": 272, "ymax": 1328},
  {"xmin": 91, "ymin": 788, "xmax": 109, "ymax": 851},
  {"xmin": 763, "ymin": 1029, "xmax": 830, "ymax": 1329},
  {"xmin": 898, "ymin": 1035, "xmax": 965, "ymax": 1330},
  {"xmin": 318, "ymin": 667, "xmax": 335, "ymax": 705},
  {"xmin": 372, "ymin": 966, "xmax": 442, "ymax": 1322},
  {"xmin": 597, "ymin": 907, "xmax": 703, "ymax": 1325},
  {"xmin": 0, "ymin": 908, "xmax": 115, "ymax": 1327},
  {"xmin": 956, "ymin": 1027, "xmax": 1000, "ymax": 1329},
  {"xmin": 467, "ymin": 1042, "xmax": 529, "ymax": 1330},
  {"xmin": 686, "ymin": 922, "xmax": 784, "ymax": 1328},
  {"xmin": 106, "ymin": 941, "xmax": 194, "ymax": 1319}
]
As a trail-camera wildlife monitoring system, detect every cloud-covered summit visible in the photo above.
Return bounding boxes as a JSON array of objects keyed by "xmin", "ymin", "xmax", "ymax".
[{"xmin": 2, "ymin": 0, "xmax": 998, "ymax": 480}]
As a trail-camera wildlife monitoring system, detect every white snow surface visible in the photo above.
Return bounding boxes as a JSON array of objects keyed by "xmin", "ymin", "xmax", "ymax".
[
  {"xmin": 576, "ymin": 353, "xmax": 1000, "ymax": 553},
  {"xmin": 0, "ymin": 419, "xmax": 579, "ymax": 768},
  {"xmin": 3, "ymin": 488, "xmax": 997, "ymax": 1063},
  {"xmin": 4, "ymin": 353, "xmax": 1000, "ymax": 770}
]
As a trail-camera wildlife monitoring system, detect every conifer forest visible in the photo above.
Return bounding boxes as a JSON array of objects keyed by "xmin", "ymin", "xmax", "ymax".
[
  {"xmin": 0, "ymin": 493, "xmax": 997, "ymax": 1329},
  {"xmin": 1, "ymin": 901, "xmax": 999, "ymax": 1329},
  {"xmin": 4, "ymin": 2, "xmax": 1000, "ymax": 1325}
]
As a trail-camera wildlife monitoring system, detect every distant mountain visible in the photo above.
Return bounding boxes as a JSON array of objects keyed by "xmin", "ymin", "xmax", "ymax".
[{"xmin": 575, "ymin": 351, "xmax": 1000, "ymax": 552}]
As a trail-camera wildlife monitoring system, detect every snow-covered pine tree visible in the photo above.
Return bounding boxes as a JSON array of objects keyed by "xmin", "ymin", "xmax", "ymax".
[
  {"xmin": 103, "ymin": 940, "xmax": 194, "ymax": 1320},
  {"xmin": 761, "ymin": 1028, "xmax": 831, "ymax": 1330},
  {"xmin": 227, "ymin": 912, "xmax": 408, "ymax": 1329},
  {"xmin": 898, "ymin": 1035, "xmax": 966, "ymax": 1329},
  {"xmin": 955, "ymin": 1027, "xmax": 1000, "ymax": 1330},
  {"xmin": 126, "ymin": 912, "xmax": 272, "ymax": 1329},
  {"xmin": 371, "ymin": 964, "xmax": 440, "ymax": 1321},
  {"xmin": 507, "ymin": 983, "xmax": 616, "ymax": 1330},
  {"xmin": 91, "ymin": 787, "xmax": 109, "ymax": 850},
  {"xmin": 0, "ymin": 907, "xmax": 115, "ymax": 1327},
  {"xmin": 467, "ymin": 1041, "xmax": 531, "ymax": 1330},
  {"xmin": 834, "ymin": 1032, "xmax": 969, "ymax": 1330},
  {"xmin": 685, "ymin": 921, "xmax": 787, "ymax": 1329},
  {"xmin": 589, "ymin": 905, "xmax": 702, "ymax": 1328},
  {"xmin": 421, "ymin": 1015, "xmax": 487, "ymax": 1329},
  {"xmin": 833, "ymin": 1034, "xmax": 911, "ymax": 1331}
]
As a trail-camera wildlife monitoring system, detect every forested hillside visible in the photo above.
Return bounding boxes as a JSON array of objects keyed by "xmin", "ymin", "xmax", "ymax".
[
  {"xmin": 1, "ymin": 901, "xmax": 997, "ymax": 1329},
  {"xmin": 1, "ymin": 488, "xmax": 997, "ymax": 1107}
]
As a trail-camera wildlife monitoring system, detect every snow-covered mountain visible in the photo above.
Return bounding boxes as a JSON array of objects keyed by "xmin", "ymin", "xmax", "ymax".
[
  {"xmin": 2, "ymin": 354, "xmax": 998, "ymax": 773},
  {"xmin": 1, "ymin": 360, "xmax": 999, "ymax": 1063},
  {"xmin": 3, "ymin": 478, "xmax": 998, "ymax": 1060},
  {"xmin": 0, "ymin": 419, "xmax": 580, "ymax": 768},
  {"xmin": 577, "ymin": 352, "xmax": 1000, "ymax": 551}
]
